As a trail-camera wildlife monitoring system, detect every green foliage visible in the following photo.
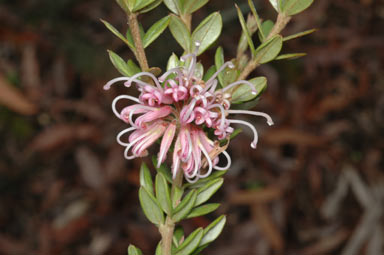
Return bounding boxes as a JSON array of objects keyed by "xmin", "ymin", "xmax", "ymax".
[
  {"xmin": 254, "ymin": 35, "xmax": 283, "ymax": 64},
  {"xmin": 173, "ymin": 190, "xmax": 197, "ymax": 222},
  {"xmin": 128, "ymin": 244, "xmax": 143, "ymax": 255},
  {"xmin": 101, "ymin": 19, "xmax": 135, "ymax": 50},
  {"xmin": 280, "ymin": 0, "xmax": 314, "ymax": 16},
  {"xmin": 258, "ymin": 20, "xmax": 274, "ymax": 42},
  {"xmin": 236, "ymin": 5, "xmax": 255, "ymax": 57},
  {"xmin": 283, "ymin": 28, "xmax": 316, "ymax": 41},
  {"xmin": 169, "ymin": 15, "xmax": 191, "ymax": 52},
  {"xmin": 108, "ymin": 50, "xmax": 140, "ymax": 76},
  {"xmin": 140, "ymin": 163, "xmax": 154, "ymax": 195},
  {"xmin": 191, "ymin": 12, "xmax": 222, "ymax": 55},
  {"xmin": 186, "ymin": 203, "xmax": 221, "ymax": 218},
  {"xmin": 143, "ymin": 16, "xmax": 170, "ymax": 48},
  {"xmin": 195, "ymin": 178, "xmax": 223, "ymax": 206},
  {"xmin": 231, "ymin": 76, "xmax": 267, "ymax": 104},
  {"xmin": 139, "ymin": 186, "xmax": 164, "ymax": 225},
  {"xmin": 155, "ymin": 173, "xmax": 173, "ymax": 215}
]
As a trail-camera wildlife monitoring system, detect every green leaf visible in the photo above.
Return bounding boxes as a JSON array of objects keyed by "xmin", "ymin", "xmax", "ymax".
[
  {"xmin": 155, "ymin": 173, "xmax": 172, "ymax": 214},
  {"xmin": 258, "ymin": 20, "xmax": 274, "ymax": 42},
  {"xmin": 152, "ymin": 156, "xmax": 173, "ymax": 183},
  {"xmin": 195, "ymin": 63, "xmax": 204, "ymax": 79},
  {"xmin": 108, "ymin": 50, "xmax": 130, "ymax": 76},
  {"xmin": 132, "ymin": 0, "xmax": 157, "ymax": 12},
  {"xmin": 127, "ymin": 59, "xmax": 141, "ymax": 74},
  {"xmin": 173, "ymin": 226, "xmax": 185, "ymax": 247},
  {"xmin": 280, "ymin": 0, "xmax": 314, "ymax": 16},
  {"xmin": 169, "ymin": 15, "xmax": 191, "ymax": 52},
  {"xmin": 167, "ymin": 53, "xmax": 180, "ymax": 71},
  {"xmin": 185, "ymin": 171, "xmax": 227, "ymax": 189},
  {"xmin": 139, "ymin": 0, "xmax": 163, "ymax": 13},
  {"xmin": 143, "ymin": 16, "xmax": 170, "ymax": 48},
  {"xmin": 195, "ymin": 178, "xmax": 223, "ymax": 206},
  {"xmin": 116, "ymin": 0, "xmax": 131, "ymax": 13},
  {"xmin": 183, "ymin": 0, "xmax": 209, "ymax": 14},
  {"xmin": 139, "ymin": 187, "xmax": 164, "ymax": 225},
  {"xmin": 163, "ymin": 0, "xmax": 182, "ymax": 14},
  {"xmin": 203, "ymin": 65, "xmax": 216, "ymax": 81},
  {"xmin": 127, "ymin": 0, "xmax": 136, "ymax": 11},
  {"xmin": 248, "ymin": 0, "xmax": 264, "ymax": 41},
  {"xmin": 214, "ymin": 47, "xmax": 225, "ymax": 86},
  {"xmin": 231, "ymin": 76, "xmax": 267, "ymax": 104},
  {"xmin": 172, "ymin": 185, "xmax": 184, "ymax": 208},
  {"xmin": 140, "ymin": 163, "xmax": 154, "ymax": 195},
  {"xmin": 175, "ymin": 228, "xmax": 204, "ymax": 255},
  {"xmin": 283, "ymin": 28, "xmax": 316, "ymax": 41},
  {"xmin": 155, "ymin": 242, "xmax": 162, "ymax": 255},
  {"xmin": 101, "ymin": 19, "xmax": 134, "ymax": 50},
  {"xmin": 187, "ymin": 203, "xmax": 220, "ymax": 218},
  {"xmin": 128, "ymin": 244, "xmax": 143, "ymax": 255},
  {"xmin": 268, "ymin": 0, "xmax": 279, "ymax": 11},
  {"xmin": 275, "ymin": 52, "xmax": 306, "ymax": 60},
  {"xmin": 173, "ymin": 190, "xmax": 197, "ymax": 222},
  {"xmin": 254, "ymin": 35, "xmax": 283, "ymax": 64},
  {"xmin": 235, "ymin": 5, "xmax": 255, "ymax": 57},
  {"xmin": 192, "ymin": 12, "xmax": 222, "ymax": 55},
  {"xmin": 200, "ymin": 215, "xmax": 226, "ymax": 246}
]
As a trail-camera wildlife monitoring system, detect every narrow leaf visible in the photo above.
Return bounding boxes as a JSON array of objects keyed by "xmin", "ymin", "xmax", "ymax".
[
  {"xmin": 283, "ymin": 28, "xmax": 316, "ymax": 41},
  {"xmin": 235, "ymin": 5, "xmax": 255, "ymax": 57},
  {"xmin": 172, "ymin": 185, "xmax": 184, "ymax": 208},
  {"xmin": 107, "ymin": 50, "xmax": 131, "ymax": 76},
  {"xmin": 127, "ymin": 59, "xmax": 141, "ymax": 74},
  {"xmin": 203, "ymin": 65, "xmax": 216, "ymax": 81},
  {"xmin": 258, "ymin": 20, "xmax": 274, "ymax": 42},
  {"xmin": 254, "ymin": 35, "xmax": 283, "ymax": 64},
  {"xmin": 187, "ymin": 203, "xmax": 220, "ymax": 218},
  {"xmin": 191, "ymin": 12, "xmax": 222, "ymax": 55},
  {"xmin": 195, "ymin": 178, "xmax": 224, "ymax": 206},
  {"xmin": 163, "ymin": 0, "xmax": 181, "ymax": 14},
  {"xmin": 128, "ymin": 244, "xmax": 143, "ymax": 255},
  {"xmin": 175, "ymin": 228, "xmax": 204, "ymax": 255},
  {"xmin": 132, "ymin": 0, "xmax": 157, "ymax": 12},
  {"xmin": 280, "ymin": 0, "xmax": 314, "ymax": 16},
  {"xmin": 248, "ymin": 0, "xmax": 264, "ymax": 41},
  {"xmin": 275, "ymin": 52, "xmax": 306, "ymax": 60},
  {"xmin": 185, "ymin": 171, "xmax": 227, "ymax": 189},
  {"xmin": 268, "ymin": 0, "xmax": 279, "ymax": 11},
  {"xmin": 143, "ymin": 16, "xmax": 170, "ymax": 48},
  {"xmin": 183, "ymin": 0, "xmax": 209, "ymax": 14},
  {"xmin": 167, "ymin": 53, "xmax": 180, "ymax": 71},
  {"xmin": 140, "ymin": 163, "xmax": 154, "ymax": 195},
  {"xmin": 173, "ymin": 226, "xmax": 185, "ymax": 247},
  {"xmin": 155, "ymin": 242, "xmax": 162, "ymax": 255},
  {"xmin": 173, "ymin": 190, "xmax": 197, "ymax": 222},
  {"xmin": 200, "ymin": 215, "xmax": 226, "ymax": 246},
  {"xmin": 155, "ymin": 173, "xmax": 172, "ymax": 214},
  {"xmin": 214, "ymin": 47, "xmax": 225, "ymax": 86},
  {"xmin": 231, "ymin": 76, "xmax": 267, "ymax": 104},
  {"xmin": 101, "ymin": 19, "xmax": 134, "ymax": 50},
  {"xmin": 169, "ymin": 15, "xmax": 191, "ymax": 52},
  {"xmin": 139, "ymin": 187, "xmax": 164, "ymax": 225},
  {"xmin": 139, "ymin": 0, "xmax": 163, "ymax": 13}
]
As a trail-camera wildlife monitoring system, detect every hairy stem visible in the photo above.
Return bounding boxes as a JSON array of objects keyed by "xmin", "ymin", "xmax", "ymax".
[
  {"xmin": 160, "ymin": 170, "xmax": 183, "ymax": 255},
  {"xmin": 128, "ymin": 13, "xmax": 149, "ymax": 71},
  {"xmin": 238, "ymin": 13, "xmax": 291, "ymax": 80}
]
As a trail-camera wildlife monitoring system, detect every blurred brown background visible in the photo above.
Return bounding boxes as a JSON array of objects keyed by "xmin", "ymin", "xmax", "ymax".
[{"xmin": 0, "ymin": 0, "xmax": 383, "ymax": 254}]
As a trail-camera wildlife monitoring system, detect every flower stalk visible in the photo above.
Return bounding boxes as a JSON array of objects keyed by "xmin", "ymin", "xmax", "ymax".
[{"xmin": 127, "ymin": 13, "xmax": 149, "ymax": 71}]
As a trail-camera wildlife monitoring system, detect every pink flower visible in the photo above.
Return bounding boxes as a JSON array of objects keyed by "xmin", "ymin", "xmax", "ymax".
[{"xmin": 104, "ymin": 42, "xmax": 273, "ymax": 183}]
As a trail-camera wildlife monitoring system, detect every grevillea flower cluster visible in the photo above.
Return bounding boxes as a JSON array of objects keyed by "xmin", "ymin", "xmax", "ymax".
[{"xmin": 104, "ymin": 43, "xmax": 273, "ymax": 183}]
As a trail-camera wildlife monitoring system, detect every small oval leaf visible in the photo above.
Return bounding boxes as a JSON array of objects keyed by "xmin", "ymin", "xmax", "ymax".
[
  {"xmin": 139, "ymin": 187, "xmax": 164, "ymax": 225},
  {"xmin": 281, "ymin": 0, "xmax": 314, "ymax": 16},
  {"xmin": 175, "ymin": 228, "xmax": 204, "ymax": 255},
  {"xmin": 132, "ymin": 0, "xmax": 157, "ymax": 12},
  {"xmin": 140, "ymin": 163, "xmax": 154, "ymax": 195},
  {"xmin": 231, "ymin": 77, "xmax": 267, "ymax": 104},
  {"xmin": 164, "ymin": 0, "xmax": 182, "ymax": 14},
  {"xmin": 143, "ymin": 16, "xmax": 170, "ymax": 48},
  {"xmin": 186, "ymin": 203, "xmax": 220, "ymax": 218},
  {"xmin": 195, "ymin": 178, "xmax": 224, "ymax": 206},
  {"xmin": 155, "ymin": 173, "xmax": 172, "ymax": 214},
  {"xmin": 167, "ymin": 53, "xmax": 180, "ymax": 71},
  {"xmin": 169, "ymin": 15, "xmax": 191, "ymax": 52},
  {"xmin": 200, "ymin": 215, "xmax": 226, "ymax": 246},
  {"xmin": 101, "ymin": 19, "xmax": 134, "ymax": 50},
  {"xmin": 128, "ymin": 244, "xmax": 143, "ymax": 255},
  {"xmin": 183, "ymin": 0, "xmax": 209, "ymax": 14},
  {"xmin": 191, "ymin": 12, "xmax": 222, "ymax": 55},
  {"xmin": 173, "ymin": 190, "xmax": 197, "ymax": 222},
  {"xmin": 139, "ymin": 0, "xmax": 163, "ymax": 13},
  {"xmin": 108, "ymin": 50, "xmax": 130, "ymax": 76},
  {"xmin": 254, "ymin": 35, "xmax": 283, "ymax": 64}
]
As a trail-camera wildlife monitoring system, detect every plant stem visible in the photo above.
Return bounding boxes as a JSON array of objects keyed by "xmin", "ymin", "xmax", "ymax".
[
  {"xmin": 127, "ymin": 13, "xmax": 149, "ymax": 71},
  {"xmin": 238, "ymin": 13, "xmax": 291, "ymax": 80},
  {"xmin": 160, "ymin": 170, "xmax": 183, "ymax": 255}
]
